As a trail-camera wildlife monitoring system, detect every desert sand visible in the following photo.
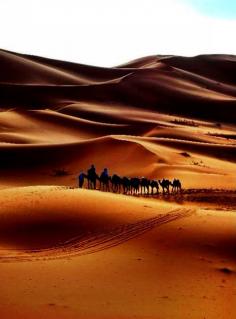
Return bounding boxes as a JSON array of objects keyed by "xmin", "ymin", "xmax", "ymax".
[{"xmin": 0, "ymin": 49, "xmax": 235, "ymax": 318}]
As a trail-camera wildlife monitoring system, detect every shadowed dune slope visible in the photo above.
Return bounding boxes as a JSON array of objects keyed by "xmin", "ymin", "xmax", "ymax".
[
  {"xmin": 0, "ymin": 186, "xmax": 184, "ymax": 250},
  {"xmin": 0, "ymin": 49, "xmax": 131, "ymax": 85},
  {"xmin": 0, "ymin": 49, "xmax": 236, "ymax": 122},
  {"xmin": 0, "ymin": 50, "xmax": 236, "ymax": 190},
  {"xmin": 0, "ymin": 187, "xmax": 235, "ymax": 319},
  {"xmin": 119, "ymin": 54, "xmax": 236, "ymax": 85},
  {"xmin": 0, "ymin": 50, "xmax": 236, "ymax": 319}
]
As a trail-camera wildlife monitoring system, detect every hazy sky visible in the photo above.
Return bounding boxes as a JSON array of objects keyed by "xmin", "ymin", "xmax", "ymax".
[
  {"xmin": 185, "ymin": 0, "xmax": 236, "ymax": 19},
  {"xmin": 0, "ymin": 0, "xmax": 235, "ymax": 66}
]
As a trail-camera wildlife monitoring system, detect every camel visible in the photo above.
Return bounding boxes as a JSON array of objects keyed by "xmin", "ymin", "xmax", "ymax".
[
  {"xmin": 110, "ymin": 174, "xmax": 122, "ymax": 193},
  {"xmin": 81, "ymin": 166, "xmax": 183, "ymax": 197},
  {"xmin": 140, "ymin": 177, "xmax": 150, "ymax": 195},
  {"xmin": 122, "ymin": 176, "xmax": 131, "ymax": 194},
  {"xmin": 130, "ymin": 177, "xmax": 140, "ymax": 195},
  {"xmin": 87, "ymin": 174, "xmax": 99, "ymax": 189},
  {"xmin": 171, "ymin": 179, "xmax": 182, "ymax": 193},
  {"xmin": 87, "ymin": 165, "xmax": 98, "ymax": 189},
  {"xmin": 99, "ymin": 171, "xmax": 110, "ymax": 192},
  {"xmin": 150, "ymin": 180, "xmax": 159, "ymax": 195},
  {"xmin": 158, "ymin": 179, "xmax": 171, "ymax": 194}
]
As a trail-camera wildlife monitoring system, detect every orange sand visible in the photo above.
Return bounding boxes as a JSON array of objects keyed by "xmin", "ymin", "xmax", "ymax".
[{"xmin": 0, "ymin": 50, "xmax": 236, "ymax": 318}]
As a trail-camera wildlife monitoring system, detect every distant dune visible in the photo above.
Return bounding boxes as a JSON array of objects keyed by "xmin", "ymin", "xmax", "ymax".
[
  {"xmin": 0, "ymin": 49, "xmax": 235, "ymax": 189},
  {"xmin": 1, "ymin": 49, "xmax": 236, "ymax": 122},
  {"xmin": 0, "ymin": 50, "xmax": 236, "ymax": 319}
]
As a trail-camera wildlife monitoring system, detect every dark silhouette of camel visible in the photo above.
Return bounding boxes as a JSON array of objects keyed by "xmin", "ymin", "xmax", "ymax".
[
  {"xmin": 87, "ymin": 165, "xmax": 98, "ymax": 189},
  {"xmin": 150, "ymin": 180, "xmax": 159, "ymax": 195},
  {"xmin": 110, "ymin": 174, "xmax": 122, "ymax": 193},
  {"xmin": 130, "ymin": 177, "xmax": 140, "ymax": 195},
  {"xmin": 80, "ymin": 166, "xmax": 183, "ymax": 197},
  {"xmin": 158, "ymin": 179, "xmax": 171, "ymax": 194},
  {"xmin": 140, "ymin": 177, "xmax": 150, "ymax": 195},
  {"xmin": 99, "ymin": 169, "xmax": 110, "ymax": 192},
  {"xmin": 122, "ymin": 176, "xmax": 131, "ymax": 194},
  {"xmin": 171, "ymin": 179, "xmax": 182, "ymax": 193}
]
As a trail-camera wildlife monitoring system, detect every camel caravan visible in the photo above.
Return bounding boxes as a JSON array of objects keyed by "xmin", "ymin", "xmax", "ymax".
[{"xmin": 78, "ymin": 165, "xmax": 182, "ymax": 195}]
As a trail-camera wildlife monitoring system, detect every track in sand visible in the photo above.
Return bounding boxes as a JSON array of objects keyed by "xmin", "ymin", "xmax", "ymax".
[{"xmin": 0, "ymin": 208, "xmax": 194, "ymax": 263}]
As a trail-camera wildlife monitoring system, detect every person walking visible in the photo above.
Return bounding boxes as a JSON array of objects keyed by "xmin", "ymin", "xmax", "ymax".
[{"xmin": 78, "ymin": 172, "xmax": 85, "ymax": 188}]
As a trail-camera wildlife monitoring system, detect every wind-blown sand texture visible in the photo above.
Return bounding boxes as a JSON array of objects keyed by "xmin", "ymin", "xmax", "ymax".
[{"xmin": 0, "ymin": 49, "xmax": 235, "ymax": 319}]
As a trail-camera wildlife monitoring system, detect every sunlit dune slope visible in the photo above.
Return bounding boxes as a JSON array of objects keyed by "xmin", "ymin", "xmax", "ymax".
[
  {"xmin": 0, "ymin": 186, "xmax": 235, "ymax": 319},
  {"xmin": 0, "ymin": 50, "xmax": 236, "ymax": 319},
  {"xmin": 0, "ymin": 186, "xmax": 178, "ymax": 250},
  {"xmin": 0, "ymin": 50, "xmax": 236, "ymax": 190}
]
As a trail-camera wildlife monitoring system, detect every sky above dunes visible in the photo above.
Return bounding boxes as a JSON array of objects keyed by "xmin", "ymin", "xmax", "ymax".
[
  {"xmin": 0, "ymin": 0, "xmax": 236, "ymax": 66},
  {"xmin": 185, "ymin": 0, "xmax": 236, "ymax": 19}
]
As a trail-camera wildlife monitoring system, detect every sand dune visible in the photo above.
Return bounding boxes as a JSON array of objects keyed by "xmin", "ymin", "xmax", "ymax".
[
  {"xmin": 0, "ymin": 187, "xmax": 191, "ymax": 256},
  {"xmin": 0, "ymin": 103, "xmax": 235, "ymax": 189},
  {"xmin": 0, "ymin": 50, "xmax": 236, "ymax": 319},
  {"xmin": 0, "ymin": 187, "xmax": 235, "ymax": 319},
  {"xmin": 119, "ymin": 54, "xmax": 236, "ymax": 85},
  {"xmin": 0, "ymin": 49, "xmax": 131, "ymax": 85},
  {"xmin": 1, "ymin": 49, "xmax": 236, "ymax": 122}
]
